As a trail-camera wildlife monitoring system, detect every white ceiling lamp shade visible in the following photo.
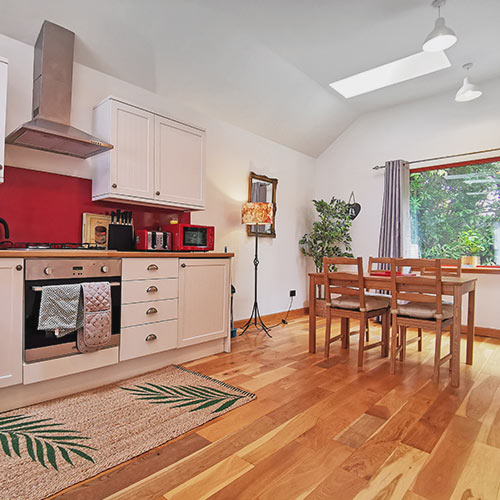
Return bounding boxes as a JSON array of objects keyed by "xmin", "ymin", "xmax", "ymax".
[
  {"xmin": 423, "ymin": 0, "xmax": 458, "ymax": 52},
  {"xmin": 455, "ymin": 63, "xmax": 482, "ymax": 102}
]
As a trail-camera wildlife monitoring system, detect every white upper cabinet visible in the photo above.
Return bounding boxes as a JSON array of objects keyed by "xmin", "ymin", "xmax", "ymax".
[
  {"xmin": 92, "ymin": 97, "xmax": 205, "ymax": 210},
  {"xmin": 0, "ymin": 259, "xmax": 23, "ymax": 388},
  {"xmin": 155, "ymin": 116, "xmax": 205, "ymax": 208},
  {"xmin": 0, "ymin": 57, "xmax": 8, "ymax": 184}
]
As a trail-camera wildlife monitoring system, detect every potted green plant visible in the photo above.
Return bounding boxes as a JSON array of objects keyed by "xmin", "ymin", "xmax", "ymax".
[
  {"xmin": 299, "ymin": 197, "xmax": 354, "ymax": 314},
  {"xmin": 458, "ymin": 229, "xmax": 485, "ymax": 267},
  {"xmin": 299, "ymin": 197, "xmax": 354, "ymax": 272}
]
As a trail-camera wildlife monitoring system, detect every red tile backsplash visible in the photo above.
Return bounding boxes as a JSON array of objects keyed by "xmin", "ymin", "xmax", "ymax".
[{"xmin": 0, "ymin": 166, "xmax": 190, "ymax": 243}]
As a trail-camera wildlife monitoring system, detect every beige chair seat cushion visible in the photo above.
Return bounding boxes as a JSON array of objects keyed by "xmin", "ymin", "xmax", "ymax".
[
  {"xmin": 397, "ymin": 302, "xmax": 453, "ymax": 320},
  {"xmin": 331, "ymin": 294, "xmax": 391, "ymax": 312}
]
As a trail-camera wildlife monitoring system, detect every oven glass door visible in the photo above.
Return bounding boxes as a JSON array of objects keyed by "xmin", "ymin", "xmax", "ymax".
[
  {"xmin": 25, "ymin": 277, "xmax": 121, "ymax": 362},
  {"xmin": 183, "ymin": 227, "xmax": 207, "ymax": 248}
]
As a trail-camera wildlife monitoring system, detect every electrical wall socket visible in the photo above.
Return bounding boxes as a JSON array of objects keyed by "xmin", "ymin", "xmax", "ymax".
[{"xmin": 289, "ymin": 289, "xmax": 296, "ymax": 297}]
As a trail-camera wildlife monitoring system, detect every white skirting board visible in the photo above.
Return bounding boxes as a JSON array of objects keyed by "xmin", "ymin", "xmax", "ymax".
[{"xmin": 0, "ymin": 339, "xmax": 225, "ymax": 412}]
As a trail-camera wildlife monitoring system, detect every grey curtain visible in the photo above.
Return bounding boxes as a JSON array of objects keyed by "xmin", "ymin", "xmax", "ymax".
[{"xmin": 378, "ymin": 160, "xmax": 410, "ymax": 259}]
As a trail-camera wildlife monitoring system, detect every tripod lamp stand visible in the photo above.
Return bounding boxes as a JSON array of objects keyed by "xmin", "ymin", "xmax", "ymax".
[{"xmin": 240, "ymin": 201, "xmax": 274, "ymax": 337}]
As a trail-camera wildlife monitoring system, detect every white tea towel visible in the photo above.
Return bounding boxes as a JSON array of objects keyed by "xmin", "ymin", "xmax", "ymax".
[{"xmin": 38, "ymin": 284, "xmax": 83, "ymax": 337}]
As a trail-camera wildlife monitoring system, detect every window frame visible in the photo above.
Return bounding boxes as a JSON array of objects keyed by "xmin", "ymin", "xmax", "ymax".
[{"xmin": 409, "ymin": 155, "xmax": 500, "ymax": 272}]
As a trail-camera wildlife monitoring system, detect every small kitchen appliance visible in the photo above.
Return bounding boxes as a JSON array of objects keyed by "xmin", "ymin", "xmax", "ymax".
[
  {"xmin": 135, "ymin": 230, "xmax": 172, "ymax": 251},
  {"xmin": 166, "ymin": 223, "xmax": 214, "ymax": 252}
]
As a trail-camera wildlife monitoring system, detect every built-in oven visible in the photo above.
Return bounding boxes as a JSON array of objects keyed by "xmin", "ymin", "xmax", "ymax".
[{"xmin": 24, "ymin": 258, "xmax": 122, "ymax": 363}]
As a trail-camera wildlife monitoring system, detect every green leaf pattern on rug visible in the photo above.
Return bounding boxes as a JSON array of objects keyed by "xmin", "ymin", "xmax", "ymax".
[
  {"xmin": 121, "ymin": 383, "xmax": 245, "ymax": 413},
  {"xmin": 0, "ymin": 414, "xmax": 96, "ymax": 471}
]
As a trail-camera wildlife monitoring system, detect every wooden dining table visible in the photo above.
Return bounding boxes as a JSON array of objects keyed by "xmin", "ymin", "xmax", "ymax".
[{"xmin": 308, "ymin": 272, "xmax": 477, "ymax": 387}]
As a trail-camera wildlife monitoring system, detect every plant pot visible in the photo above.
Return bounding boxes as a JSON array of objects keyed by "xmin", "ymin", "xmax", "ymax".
[
  {"xmin": 461, "ymin": 256, "xmax": 480, "ymax": 267},
  {"xmin": 315, "ymin": 298, "xmax": 327, "ymax": 318}
]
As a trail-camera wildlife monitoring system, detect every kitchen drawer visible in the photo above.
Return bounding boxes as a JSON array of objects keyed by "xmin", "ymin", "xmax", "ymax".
[
  {"xmin": 122, "ymin": 278, "xmax": 178, "ymax": 304},
  {"xmin": 122, "ymin": 258, "xmax": 178, "ymax": 281},
  {"xmin": 120, "ymin": 320, "xmax": 177, "ymax": 361},
  {"xmin": 122, "ymin": 298, "xmax": 177, "ymax": 328}
]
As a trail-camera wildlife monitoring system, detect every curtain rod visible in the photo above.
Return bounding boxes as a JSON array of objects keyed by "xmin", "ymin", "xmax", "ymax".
[{"xmin": 372, "ymin": 146, "xmax": 500, "ymax": 170}]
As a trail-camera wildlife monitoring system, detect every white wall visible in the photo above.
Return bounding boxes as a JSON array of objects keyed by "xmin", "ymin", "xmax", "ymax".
[
  {"xmin": 0, "ymin": 34, "xmax": 315, "ymax": 321},
  {"xmin": 315, "ymin": 78, "xmax": 500, "ymax": 329}
]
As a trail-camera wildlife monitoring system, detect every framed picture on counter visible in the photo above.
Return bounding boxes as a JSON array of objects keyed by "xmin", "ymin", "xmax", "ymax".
[{"xmin": 82, "ymin": 213, "xmax": 112, "ymax": 248}]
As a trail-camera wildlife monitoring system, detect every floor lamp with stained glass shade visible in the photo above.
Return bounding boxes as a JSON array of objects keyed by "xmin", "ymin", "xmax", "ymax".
[{"xmin": 240, "ymin": 202, "xmax": 274, "ymax": 337}]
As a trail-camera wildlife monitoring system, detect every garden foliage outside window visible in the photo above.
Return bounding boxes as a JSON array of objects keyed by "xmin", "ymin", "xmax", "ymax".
[{"xmin": 410, "ymin": 158, "xmax": 500, "ymax": 265}]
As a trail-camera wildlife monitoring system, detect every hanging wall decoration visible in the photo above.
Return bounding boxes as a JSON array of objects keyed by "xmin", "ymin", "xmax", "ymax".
[{"xmin": 347, "ymin": 192, "xmax": 361, "ymax": 220}]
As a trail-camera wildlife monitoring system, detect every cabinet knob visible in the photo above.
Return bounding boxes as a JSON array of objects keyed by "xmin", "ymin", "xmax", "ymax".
[
  {"xmin": 44, "ymin": 267, "xmax": 53, "ymax": 275},
  {"xmin": 112, "ymin": 183, "xmax": 117, "ymax": 188},
  {"xmin": 146, "ymin": 307, "xmax": 158, "ymax": 315},
  {"xmin": 145, "ymin": 334, "xmax": 157, "ymax": 342},
  {"xmin": 146, "ymin": 285, "xmax": 158, "ymax": 293},
  {"xmin": 181, "ymin": 263, "xmax": 186, "ymax": 268},
  {"xmin": 0, "ymin": 164, "xmax": 3, "ymax": 171},
  {"xmin": 156, "ymin": 191, "xmax": 160, "ymax": 196},
  {"xmin": 101, "ymin": 266, "xmax": 109, "ymax": 273},
  {"xmin": 147, "ymin": 264, "xmax": 159, "ymax": 271},
  {"xmin": 15, "ymin": 264, "xmax": 22, "ymax": 271}
]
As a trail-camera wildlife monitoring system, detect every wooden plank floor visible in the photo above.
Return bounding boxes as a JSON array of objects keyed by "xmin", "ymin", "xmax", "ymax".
[{"xmin": 49, "ymin": 316, "xmax": 500, "ymax": 500}]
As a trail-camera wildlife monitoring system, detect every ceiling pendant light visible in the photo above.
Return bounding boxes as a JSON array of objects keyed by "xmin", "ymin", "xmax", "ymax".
[
  {"xmin": 455, "ymin": 63, "xmax": 482, "ymax": 102},
  {"xmin": 423, "ymin": 0, "xmax": 458, "ymax": 52}
]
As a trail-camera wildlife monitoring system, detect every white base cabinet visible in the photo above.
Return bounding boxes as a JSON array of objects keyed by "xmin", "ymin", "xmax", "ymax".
[
  {"xmin": 92, "ymin": 97, "xmax": 205, "ymax": 210},
  {"xmin": 0, "ymin": 57, "xmax": 8, "ymax": 184},
  {"xmin": 0, "ymin": 259, "xmax": 23, "ymax": 388},
  {"xmin": 178, "ymin": 259, "xmax": 230, "ymax": 348}
]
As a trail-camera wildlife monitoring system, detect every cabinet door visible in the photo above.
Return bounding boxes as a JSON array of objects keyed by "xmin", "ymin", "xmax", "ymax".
[
  {"xmin": 0, "ymin": 59, "xmax": 7, "ymax": 184},
  {"xmin": 178, "ymin": 259, "xmax": 230, "ymax": 347},
  {"xmin": 109, "ymin": 100, "xmax": 155, "ymax": 199},
  {"xmin": 154, "ymin": 116, "xmax": 205, "ymax": 208},
  {"xmin": 0, "ymin": 259, "xmax": 23, "ymax": 388}
]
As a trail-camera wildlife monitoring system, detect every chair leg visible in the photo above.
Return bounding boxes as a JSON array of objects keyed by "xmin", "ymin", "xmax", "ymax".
[
  {"xmin": 341, "ymin": 317, "xmax": 348, "ymax": 349},
  {"xmin": 365, "ymin": 320, "xmax": 369, "ymax": 341},
  {"xmin": 399, "ymin": 326, "xmax": 407, "ymax": 361},
  {"xmin": 358, "ymin": 313, "xmax": 366, "ymax": 369},
  {"xmin": 418, "ymin": 328, "xmax": 423, "ymax": 352},
  {"xmin": 382, "ymin": 311, "xmax": 389, "ymax": 357},
  {"xmin": 390, "ymin": 315, "xmax": 398, "ymax": 374},
  {"xmin": 345, "ymin": 318, "xmax": 350, "ymax": 348},
  {"xmin": 324, "ymin": 310, "xmax": 332, "ymax": 359},
  {"xmin": 433, "ymin": 325, "xmax": 442, "ymax": 383}
]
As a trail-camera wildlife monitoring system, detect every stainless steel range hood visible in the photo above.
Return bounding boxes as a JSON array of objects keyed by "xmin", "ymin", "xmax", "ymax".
[{"xmin": 6, "ymin": 21, "xmax": 113, "ymax": 159}]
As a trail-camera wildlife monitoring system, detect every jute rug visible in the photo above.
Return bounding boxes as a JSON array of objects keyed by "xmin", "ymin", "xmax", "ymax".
[{"xmin": 0, "ymin": 365, "xmax": 255, "ymax": 500}]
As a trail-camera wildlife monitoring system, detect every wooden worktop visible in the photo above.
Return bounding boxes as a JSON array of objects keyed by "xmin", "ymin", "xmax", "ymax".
[{"xmin": 0, "ymin": 250, "xmax": 234, "ymax": 258}]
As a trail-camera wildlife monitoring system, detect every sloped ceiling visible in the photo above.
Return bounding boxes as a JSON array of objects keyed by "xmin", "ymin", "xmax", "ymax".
[{"xmin": 0, "ymin": 0, "xmax": 499, "ymax": 157}]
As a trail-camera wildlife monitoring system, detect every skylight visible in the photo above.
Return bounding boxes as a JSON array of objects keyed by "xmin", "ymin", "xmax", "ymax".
[{"xmin": 330, "ymin": 51, "xmax": 451, "ymax": 98}]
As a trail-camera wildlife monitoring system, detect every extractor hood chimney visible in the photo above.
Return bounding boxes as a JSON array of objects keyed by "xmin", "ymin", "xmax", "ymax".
[{"xmin": 6, "ymin": 21, "xmax": 113, "ymax": 159}]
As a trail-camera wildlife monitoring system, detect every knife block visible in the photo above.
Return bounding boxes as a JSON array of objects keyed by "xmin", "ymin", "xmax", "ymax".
[{"xmin": 108, "ymin": 224, "xmax": 134, "ymax": 251}]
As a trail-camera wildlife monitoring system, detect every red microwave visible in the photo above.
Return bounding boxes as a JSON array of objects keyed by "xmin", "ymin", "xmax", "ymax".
[{"xmin": 165, "ymin": 224, "xmax": 214, "ymax": 251}]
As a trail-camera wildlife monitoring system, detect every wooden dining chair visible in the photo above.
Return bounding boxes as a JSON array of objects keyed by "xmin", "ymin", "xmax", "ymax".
[
  {"xmin": 323, "ymin": 257, "xmax": 391, "ymax": 368},
  {"xmin": 368, "ymin": 256, "xmax": 392, "ymax": 273},
  {"xmin": 418, "ymin": 257, "xmax": 460, "ymax": 343},
  {"xmin": 421, "ymin": 257, "xmax": 462, "ymax": 277},
  {"xmin": 389, "ymin": 258, "xmax": 454, "ymax": 382}
]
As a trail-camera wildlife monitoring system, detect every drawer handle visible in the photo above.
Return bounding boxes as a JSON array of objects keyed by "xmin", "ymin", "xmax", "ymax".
[
  {"xmin": 145, "ymin": 334, "xmax": 157, "ymax": 342},
  {"xmin": 146, "ymin": 307, "xmax": 158, "ymax": 315},
  {"xmin": 146, "ymin": 285, "xmax": 158, "ymax": 293},
  {"xmin": 147, "ymin": 264, "xmax": 159, "ymax": 271}
]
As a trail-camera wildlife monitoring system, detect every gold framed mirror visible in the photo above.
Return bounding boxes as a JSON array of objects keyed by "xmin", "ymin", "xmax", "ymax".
[{"xmin": 247, "ymin": 172, "xmax": 278, "ymax": 238}]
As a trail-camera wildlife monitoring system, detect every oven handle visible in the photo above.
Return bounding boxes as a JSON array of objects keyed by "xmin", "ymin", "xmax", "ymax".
[{"xmin": 31, "ymin": 282, "xmax": 121, "ymax": 292}]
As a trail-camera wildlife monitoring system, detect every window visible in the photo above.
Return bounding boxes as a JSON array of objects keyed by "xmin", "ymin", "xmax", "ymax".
[{"xmin": 410, "ymin": 158, "xmax": 500, "ymax": 266}]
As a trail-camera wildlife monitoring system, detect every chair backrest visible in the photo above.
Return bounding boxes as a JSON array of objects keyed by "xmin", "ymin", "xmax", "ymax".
[
  {"xmin": 421, "ymin": 257, "xmax": 461, "ymax": 277},
  {"xmin": 368, "ymin": 257, "xmax": 392, "ymax": 273},
  {"xmin": 390, "ymin": 258, "xmax": 444, "ymax": 318},
  {"xmin": 323, "ymin": 257, "xmax": 366, "ymax": 309}
]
